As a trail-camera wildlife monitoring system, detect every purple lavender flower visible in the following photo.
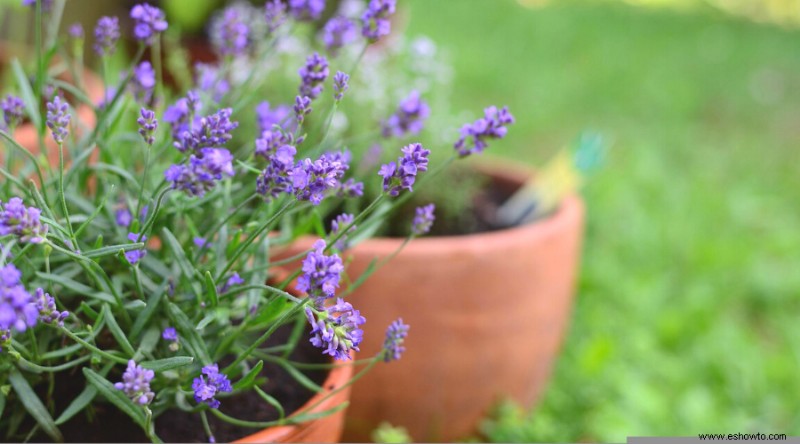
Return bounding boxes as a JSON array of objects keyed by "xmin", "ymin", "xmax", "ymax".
[
  {"xmin": 298, "ymin": 52, "xmax": 329, "ymax": 100},
  {"xmin": 114, "ymin": 360, "xmax": 155, "ymax": 405},
  {"xmin": 255, "ymin": 129, "xmax": 297, "ymax": 165},
  {"xmin": 218, "ymin": 273, "xmax": 245, "ymax": 293},
  {"xmin": 192, "ymin": 363, "xmax": 232, "ymax": 409},
  {"xmin": 382, "ymin": 91, "xmax": 430, "ymax": 138},
  {"xmin": 0, "ymin": 197, "xmax": 48, "ymax": 244},
  {"xmin": 163, "ymin": 94, "xmax": 200, "ymax": 140},
  {"xmin": 165, "ymin": 148, "xmax": 235, "ymax": 197},
  {"xmin": 125, "ymin": 232, "xmax": 147, "ymax": 265},
  {"xmin": 330, "ymin": 213, "xmax": 355, "ymax": 251},
  {"xmin": 337, "ymin": 178, "xmax": 364, "ymax": 198},
  {"xmin": 305, "ymin": 298, "xmax": 365, "ymax": 361},
  {"xmin": 212, "ymin": 7, "xmax": 250, "ymax": 56},
  {"xmin": 297, "ymin": 239, "xmax": 344, "ymax": 304},
  {"xmin": 0, "ymin": 264, "xmax": 38, "ymax": 333},
  {"xmin": 0, "ymin": 329, "xmax": 10, "ymax": 352},
  {"xmin": 174, "ymin": 108, "xmax": 238, "ymax": 153},
  {"xmin": 94, "ymin": 16, "xmax": 120, "ymax": 56},
  {"xmin": 115, "ymin": 208, "xmax": 132, "ymax": 227},
  {"xmin": 34, "ymin": 288, "xmax": 68, "ymax": 327},
  {"xmin": 256, "ymin": 161, "xmax": 293, "ymax": 201},
  {"xmin": 289, "ymin": 0, "xmax": 325, "ymax": 21},
  {"xmin": 333, "ymin": 71, "xmax": 349, "ymax": 102},
  {"xmin": 130, "ymin": 61, "xmax": 156, "ymax": 104},
  {"xmin": 264, "ymin": 0, "xmax": 288, "ymax": 33},
  {"xmin": 361, "ymin": 0, "xmax": 395, "ymax": 41},
  {"xmin": 290, "ymin": 151, "xmax": 350, "ymax": 205},
  {"xmin": 1, "ymin": 95, "xmax": 25, "ymax": 130},
  {"xmin": 382, "ymin": 318, "xmax": 409, "ymax": 362},
  {"xmin": 69, "ymin": 23, "xmax": 84, "ymax": 39},
  {"xmin": 22, "ymin": 0, "xmax": 52, "ymax": 11},
  {"xmin": 137, "ymin": 107, "xmax": 158, "ymax": 145},
  {"xmin": 195, "ymin": 64, "xmax": 230, "ymax": 102},
  {"xmin": 193, "ymin": 237, "xmax": 210, "ymax": 248},
  {"xmin": 378, "ymin": 143, "xmax": 430, "ymax": 196},
  {"xmin": 322, "ymin": 17, "xmax": 357, "ymax": 56},
  {"xmin": 162, "ymin": 326, "xmax": 178, "ymax": 341},
  {"xmin": 293, "ymin": 95, "xmax": 312, "ymax": 125},
  {"xmin": 411, "ymin": 203, "xmax": 435, "ymax": 236},
  {"xmin": 256, "ymin": 101, "xmax": 291, "ymax": 132},
  {"xmin": 45, "ymin": 95, "xmax": 70, "ymax": 145},
  {"xmin": 454, "ymin": 106, "xmax": 515, "ymax": 157},
  {"xmin": 130, "ymin": 3, "xmax": 168, "ymax": 44}
]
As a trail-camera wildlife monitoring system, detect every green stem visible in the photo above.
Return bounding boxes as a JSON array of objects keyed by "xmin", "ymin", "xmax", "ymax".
[
  {"xmin": 0, "ymin": 130, "xmax": 48, "ymax": 203},
  {"xmin": 152, "ymin": 38, "xmax": 164, "ymax": 107},
  {"xmin": 192, "ymin": 195, "xmax": 258, "ymax": 263},
  {"xmin": 325, "ymin": 195, "xmax": 384, "ymax": 254},
  {"xmin": 58, "ymin": 142, "xmax": 76, "ymax": 241},
  {"xmin": 215, "ymin": 200, "xmax": 295, "ymax": 283},
  {"xmin": 60, "ymin": 326, "xmax": 128, "ymax": 364}
]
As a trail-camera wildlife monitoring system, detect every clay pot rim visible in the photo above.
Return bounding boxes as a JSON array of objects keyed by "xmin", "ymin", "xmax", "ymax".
[{"xmin": 233, "ymin": 351, "xmax": 355, "ymax": 443}]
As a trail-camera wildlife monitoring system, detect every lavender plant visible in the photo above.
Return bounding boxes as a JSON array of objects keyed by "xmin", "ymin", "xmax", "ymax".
[{"xmin": 0, "ymin": 0, "xmax": 513, "ymax": 442}]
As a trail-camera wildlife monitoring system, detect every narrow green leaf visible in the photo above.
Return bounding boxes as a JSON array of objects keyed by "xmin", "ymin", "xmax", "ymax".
[
  {"xmin": 167, "ymin": 302, "xmax": 211, "ymax": 365},
  {"xmin": 83, "ymin": 368, "xmax": 146, "ymax": 428},
  {"xmin": 83, "ymin": 242, "xmax": 145, "ymax": 259},
  {"xmin": 36, "ymin": 272, "xmax": 116, "ymax": 304},
  {"xmin": 54, "ymin": 385, "xmax": 97, "ymax": 425},
  {"xmin": 139, "ymin": 356, "xmax": 194, "ymax": 372},
  {"xmin": 161, "ymin": 227, "xmax": 195, "ymax": 279},
  {"xmin": 276, "ymin": 360, "xmax": 323, "ymax": 393},
  {"xmin": 134, "ymin": 327, "xmax": 161, "ymax": 361},
  {"xmin": 0, "ymin": 391, "xmax": 6, "ymax": 421},
  {"xmin": 89, "ymin": 163, "xmax": 141, "ymax": 188},
  {"xmin": 254, "ymin": 386, "xmax": 284, "ymax": 419},
  {"xmin": 8, "ymin": 369, "xmax": 63, "ymax": 442},
  {"xmin": 130, "ymin": 281, "xmax": 166, "ymax": 339},
  {"xmin": 195, "ymin": 314, "xmax": 215, "ymax": 331},
  {"xmin": 101, "ymin": 304, "xmax": 135, "ymax": 356},
  {"xmin": 78, "ymin": 301, "xmax": 99, "ymax": 321},
  {"xmin": 233, "ymin": 360, "xmax": 264, "ymax": 391},
  {"xmin": 10, "ymin": 59, "xmax": 41, "ymax": 129},
  {"xmin": 204, "ymin": 271, "xmax": 218, "ymax": 308}
]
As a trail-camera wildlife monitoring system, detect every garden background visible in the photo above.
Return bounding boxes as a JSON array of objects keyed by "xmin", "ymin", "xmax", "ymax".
[{"xmin": 399, "ymin": 0, "xmax": 800, "ymax": 441}]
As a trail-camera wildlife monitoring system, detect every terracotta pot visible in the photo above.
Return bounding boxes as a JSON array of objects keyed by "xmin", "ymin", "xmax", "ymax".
[
  {"xmin": 276, "ymin": 161, "xmax": 585, "ymax": 442},
  {"xmin": 234, "ymin": 357, "xmax": 354, "ymax": 443},
  {"xmin": 0, "ymin": 43, "xmax": 104, "ymax": 176}
]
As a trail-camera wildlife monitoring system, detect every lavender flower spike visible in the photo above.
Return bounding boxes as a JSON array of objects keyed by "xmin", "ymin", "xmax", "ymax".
[
  {"xmin": 305, "ymin": 298, "xmax": 365, "ymax": 361},
  {"xmin": 293, "ymin": 95, "xmax": 312, "ymax": 125},
  {"xmin": 382, "ymin": 91, "xmax": 430, "ymax": 138},
  {"xmin": 69, "ymin": 23, "xmax": 84, "ymax": 39},
  {"xmin": 323, "ymin": 16, "xmax": 357, "ymax": 56},
  {"xmin": 297, "ymin": 239, "xmax": 344, "ymax": 304},
  {"xmin": 165, "ymin": 148, "xmax": 235, "ymax": 197},
  {"xmin": 333, "ymin": 71, "xmax": 349, "ymax": 102},
  {"xmin": 162, "ymin": 326, "xmax": 179, "ymax": 351},
  {"xmin": 114, "ymin": 360, "xmax": 155, "ymax": 405},
  {"xmin": 290, "ymin": 151, "xmax": 349, "ymax": 205},
  {"xmin": 454, "ymin": 106, "xmax": 515, "ymax": 157},
  {"xmin": 35, "ymin": 288, "xmax": 69, "ymax": 327},
  {"xmin": 382, "ymin": 318, "xmax": 409, "ymax": 362},
  {"xmin": 125, "ymin": 232, "xmax": 147, "ymax": 265},
  {"xmin": 411, "ymin": 203, "xmax": 435, "ymax": 236},
  {"xmin": 361, "ymin": 0, "xmax": 396, "ymax": 41},
  {"xmin": 0, "ymin": 264, "xmax": 38, "ymax": 333},
  {"xmin": 137, "ymin": 107, "xmax": 158, "ymax": 145},
  {"xmin": 1, "ymin": 95, "xmax": 25, "ymax": 130},
  {"xmin": 298, "ymin": 52, "xmax": 329, "ymax": 100},
  {"xmin": 0, "ymin": 197, "xmax": 49, "ymax": 244},
  {"xmin": 130, "ymin": 3, "xmax": 168, "ymax": 44},
  {"xmin": 94, "ymin": 16, "xmax": 120, "ymax": 56},
  {"xmin": 130, "ymin": 61, "xmax": 156, "ymax": 104},
  {"xmin": 289, "ymin": 0, "xmax": 325, "ymax": 21},
  {"xmin": 330, "ymin": 213, "xmax": 355, "ymax": 251},
  {"xmin": 192, "ymin": 363, "xmax": 232, "ymax": 409},
  {"xmin": 378, "ymin": 143, "xmax": 430, "ymax": 196},
  {"xmin": 46, "ymin": 95, "xmax": 70, "ymax": 145},
  {"xmin": 264, "ymin": 0, "xmax": 288, "ymax": 33},
  {"xmin": 212, "ymin": 7, "xmax": 250, "ymax": 56}
]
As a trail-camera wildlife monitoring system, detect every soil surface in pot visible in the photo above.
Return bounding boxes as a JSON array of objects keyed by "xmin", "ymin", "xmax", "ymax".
[{"xmin": 26, "ymin": 325, "xmax": 328, "ymax": 443}]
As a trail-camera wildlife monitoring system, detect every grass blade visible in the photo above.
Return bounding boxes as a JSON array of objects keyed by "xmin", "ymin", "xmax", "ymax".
[{"xmin": 8, "ymin": 369, "xmax": 63, "ymax": 442}]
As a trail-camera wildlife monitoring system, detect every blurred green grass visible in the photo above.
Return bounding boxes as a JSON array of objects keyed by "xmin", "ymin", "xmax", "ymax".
[{"xmin": 403, "ymin": 0, "xmax": 800, "ymax": 441}]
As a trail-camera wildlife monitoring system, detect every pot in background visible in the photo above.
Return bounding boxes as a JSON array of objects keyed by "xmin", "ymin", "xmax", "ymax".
[{"xmin": 278, "ymin": 161, "xmax": 585, "ymax": 442}]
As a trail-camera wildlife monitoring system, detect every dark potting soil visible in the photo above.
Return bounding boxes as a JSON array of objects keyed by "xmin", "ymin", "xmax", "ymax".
[{"xmin": 28, "ymin": 325, "xmax": 328, "ymax": 443}]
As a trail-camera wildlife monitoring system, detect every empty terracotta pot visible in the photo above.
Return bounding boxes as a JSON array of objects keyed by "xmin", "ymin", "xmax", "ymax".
[
  {"xmin": 234, "ymin": 358, "xmax": 354, "ymax": 443},
  {"xmin": 277, "ymin": 161, "xmax": 585, "ymax": 442}
]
